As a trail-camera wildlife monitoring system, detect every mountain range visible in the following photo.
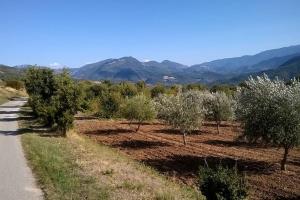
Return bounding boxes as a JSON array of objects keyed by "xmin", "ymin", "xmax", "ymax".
[
  {"xmin": 71, "ymin": 44, "xmax": 300, "ymax": 84},
  {"xmin": 1, "ymin": 44, "xmax": 300, "ymax": 85}
]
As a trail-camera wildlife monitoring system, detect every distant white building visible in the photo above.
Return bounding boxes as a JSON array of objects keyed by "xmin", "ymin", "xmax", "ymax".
[{"xmin": 163, "ymin": 76, "xmax": 176, "ymax": 81}]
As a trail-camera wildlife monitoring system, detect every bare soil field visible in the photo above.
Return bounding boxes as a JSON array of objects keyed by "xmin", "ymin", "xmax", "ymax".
[{"xmin": 75, "ymin": 119, "xmax": 300, "ymax": 200}]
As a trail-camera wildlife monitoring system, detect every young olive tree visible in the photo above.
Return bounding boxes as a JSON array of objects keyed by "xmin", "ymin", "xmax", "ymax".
[
  {"xmin": 121, "ymin": 94, "xmax": 156, "ymax": 132},
  {"xmin": 155, "ymin": 91, "xmax": 205, "ymax": 145},
  {"xmin": 204, "ymin": 92, "xmax": 235, "ymax": 134},
  {"xmin": 236, "ymin": 75, "xmax": 300, "ymax": 170}
]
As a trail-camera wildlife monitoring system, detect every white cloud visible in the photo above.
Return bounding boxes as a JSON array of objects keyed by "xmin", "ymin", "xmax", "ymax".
[
  {"xmin": 143, "ymin": 59, "xmax": 150, "ymax": 62},
  {"xmin": 49, "ymin": 62, "xmax": 65, "ymax": 69}
]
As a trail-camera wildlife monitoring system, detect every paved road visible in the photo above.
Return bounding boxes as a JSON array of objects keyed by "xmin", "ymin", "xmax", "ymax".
[{"xmin": 0, "ymin": 99, "xmax": 43, "ymax": 200}]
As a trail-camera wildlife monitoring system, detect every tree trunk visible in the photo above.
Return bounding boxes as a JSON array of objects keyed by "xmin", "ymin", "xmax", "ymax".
[
  {"xmin": 182, "ymin": 132, "xmax": 187, "ymax": 145},
  {"xmin": 62, "ymin": 128, "xmax": 67, "ymax": 137},
  {"xmin": 281, "ymin": 147, "xmax": 289, "ymax": 170},
  {"xmin": 136, "ymin": 122, "xmax": 141, "ymax": 132},
  {"xmin": 217, "ymin": 121, "xmax": 220, "ymax": 134}
]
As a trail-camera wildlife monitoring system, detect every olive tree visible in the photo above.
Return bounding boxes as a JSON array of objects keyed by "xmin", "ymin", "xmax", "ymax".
[
  {"xmin": 121, "ymin": 94, "xmax": 156, "ymax": 132},
  {"xmin": 236, "ymin": 75, "xmax": 300, "ymax": 170},
  {"xmin": 155, "ymin": 91, "xmax": 205, "ymax": 145},
  {"xmin": 204, "ymin": 92, "xmax": 235, "ymax": 134}
]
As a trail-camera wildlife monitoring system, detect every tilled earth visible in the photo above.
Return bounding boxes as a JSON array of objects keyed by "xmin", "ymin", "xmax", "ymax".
[{"xmin": 75, "ymin": 119, "xmax": 300, "ymax": 200}]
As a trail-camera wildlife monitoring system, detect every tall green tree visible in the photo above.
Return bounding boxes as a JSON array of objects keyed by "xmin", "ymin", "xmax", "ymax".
[
  {"xmin": 52, "ymin": 70, "xmax": 82, "ymax": 136},
  {"xmin": 23, "ymin": 67, "xmax": 57, "ymax": 124}
]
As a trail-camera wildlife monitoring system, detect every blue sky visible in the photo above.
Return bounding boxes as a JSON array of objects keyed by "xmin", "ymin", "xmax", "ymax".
[{"xmin": 1, "ymin": 0, "xmax": 300, "ymax": 68}]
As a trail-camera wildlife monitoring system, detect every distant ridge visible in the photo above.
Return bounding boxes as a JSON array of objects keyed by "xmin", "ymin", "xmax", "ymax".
[{"xmin": 188, "ymin": 44, "xmax": 300, "ymax": 74}]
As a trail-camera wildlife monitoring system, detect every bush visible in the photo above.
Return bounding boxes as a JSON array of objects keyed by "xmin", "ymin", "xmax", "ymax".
[
  {"xmin": 155, "ymin": 91, "xmax": 205, "ymax": 145},
  {"xmin": 121, "ymin": 94, "xmax": 156, "ymax": 131},
  {"xmin": 184, "ymin": 83, "xmax": 207, "ymax": 91},
  {"xmin": 210, "ymin": 85, "xmax": 236, "ymax": 96},
  {"xmin": 119, "ymin": 82, "xmax": 138, "ymax": 98},
  {"xmin": 5, "ymin": 80, "xmax": 24, "ymax": 90},
  {"xmin": 151, "ymin": 84, "xmax": 166, "ymax": 98},
  {"xmin": 98, "ymin": 92, "xmax": 123, "ymax": 118},
  {"xmin": 198, "ymin": 166, "xmax": 248, "ymax": 200},
  {"xmin": 236, "ymin": 75, "xmax": 300, "ymax": 170}
]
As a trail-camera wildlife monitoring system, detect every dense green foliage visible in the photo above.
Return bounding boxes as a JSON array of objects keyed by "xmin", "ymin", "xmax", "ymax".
[
  {"xmin": 210, "ymin": 85, "xmax": 236, "ymax": 96},
  {"xmin": 24, "ymin": 67, "xmax": 81, "ymax": 135},
  {"xmin": 151, "ymin": 84, "xmax": 166, "ymax": 98},
  {"xmin": 52, "ymin": 71, "xmax": 82, "ymax": 135},
  {"xmin": 120, "ymin": 94, "xmax": 156, "ymax": 131},
  {"xmin": 198, "ymin": 166, "xmax": 248, "ymax": 200},
  {"xmin": 24, "ymin": 67, "xmax": 57, "ymax": 124},
  {"xmin": 99, "ymin": 92, "xmax": 123, "ymax": 118},
  {"xmin": 236, "ymin": 75, "xmax": 300, "ymax": 170}
]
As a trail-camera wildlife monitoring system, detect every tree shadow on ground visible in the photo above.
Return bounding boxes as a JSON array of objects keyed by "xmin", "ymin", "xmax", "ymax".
[
  {"xmin": 0, "ymin": 110, "xmax": 21, "ymax": 114},
  {"xmin": 112, "ymin": 139, "xmax": 170, "ymax": 150},
  {"xmin": 203, "ymin": 139, "xmax": 268, "ymax": 149},
  {"xmin": 153, "ymin": 128, "xmax": 202, "ymax": 135},
  {"xmin": 141, "ymin": 154, "xmax": 277, "ymax": 178},
  {"xmin": 121, "ymin": 121, "xmax": 163, "ymax": 126},
  {"xmin": 0, "ymin": 116, "xmax": 35, "ymax": 122},
  {"xmin": 202, "ymin": 122, "xmax": 236, "ymax": 128},
  {"xmin": 289, "ymin": 159, "xmax": 300, "ymax": 167},
  {"xmin": 274, "ymin": 195, "xmax": 300, "ymax": 200},
  {"xmin": 0, "ymin": 130, "xmax": 23, "ymax": 136},
  {"xmin": 75, "ymin": 116, "xmax": 99, "ymax": 120},
  {"xmin": 84, "ymin": 128, "xmax": 133, "ymax": 136},
  {"xmin": 0, "ymin": 106, "xmax": 20, "ymax": 108}
]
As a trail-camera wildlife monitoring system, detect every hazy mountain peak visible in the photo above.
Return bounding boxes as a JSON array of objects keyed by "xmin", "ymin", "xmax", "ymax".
[{"xmin": 118, "ymin": 56, "xmax": 140, "ymax": 63}]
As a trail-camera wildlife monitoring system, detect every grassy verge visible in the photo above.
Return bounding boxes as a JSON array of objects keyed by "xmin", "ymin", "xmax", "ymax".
[{"xmin": 20, "ymin": 115, "xmax": 202, "ymax": 200}]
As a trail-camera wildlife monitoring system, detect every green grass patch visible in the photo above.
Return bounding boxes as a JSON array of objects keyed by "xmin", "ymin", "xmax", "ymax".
[{"xmin": 21, "ymin": 134, "xmax": 108, "ymax": 200}]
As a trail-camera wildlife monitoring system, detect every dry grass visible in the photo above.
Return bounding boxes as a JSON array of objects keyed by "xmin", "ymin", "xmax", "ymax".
[
  {"xmin": 20, "ymin": 117, "xmax": 202, "ymax": 199},
  {"xmin": 67, "ymin": 132, "xmax": 202, "ymax": 200},
  {"xmin": 0, "ymin": 86, "xmax": 27, "ymax": 104}
]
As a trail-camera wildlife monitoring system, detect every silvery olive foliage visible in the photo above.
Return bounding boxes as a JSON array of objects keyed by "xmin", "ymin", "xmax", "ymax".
[
  {"xmin": 236, "ymin": 74, "xmax": 300, "ymax": 170},
  {"xmin": 120, "ymin": 94, "xmax": 156, "ymax": 132},
  {"xmin": 155, "ymin": 91, "xmax": 206, "ymax": 145},
  {"xmin": 203, "ymin": 92, "xmax": 235, "ymax": 134}
]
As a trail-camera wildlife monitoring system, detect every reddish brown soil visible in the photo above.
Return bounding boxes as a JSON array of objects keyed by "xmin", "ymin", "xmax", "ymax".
[{"xmin": 75, "ymin": 119, "xmax": 300, "ymax": 200}]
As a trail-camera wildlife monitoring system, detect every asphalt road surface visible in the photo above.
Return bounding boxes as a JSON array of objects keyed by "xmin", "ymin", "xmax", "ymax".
[{"xmin": 0, "ymin": 99, "xmax": 43, "ymax": 200}]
